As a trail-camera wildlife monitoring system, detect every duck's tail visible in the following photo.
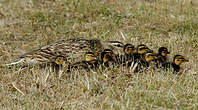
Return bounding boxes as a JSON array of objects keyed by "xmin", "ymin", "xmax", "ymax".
[{"xmin": 4, "ymin": 59, "xmax": 24, "ymax": 66}]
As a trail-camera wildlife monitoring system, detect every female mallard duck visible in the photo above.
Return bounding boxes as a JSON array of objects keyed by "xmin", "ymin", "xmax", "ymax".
[
  {"xmin": 134, "ymin": 51, "xmax": 157, "ymax": 73},
  {"xmin": 154, "ymin": 47, "xmax": 170, "ymax": 68},
  {"xmin": 6, "ymin": 37, "xmax": 124, "ymax": 67},
  {"xmin": 162, "ymin": 55, "xmax": 188, "ymax": 74},
  {"xmin": 67, "ymin": 52, "xmax": 98, "ymax": 72}
]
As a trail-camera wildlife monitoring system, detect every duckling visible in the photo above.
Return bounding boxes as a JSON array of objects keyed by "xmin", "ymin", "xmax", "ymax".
[
  {"xmin": 162, "ymin": 55, "xmax": 189, "ymax": 73},
  {"xmin": 103, "ymin": 41, "xmax": 124, "ymax": 55},
  {"xmin": 100, "ymin": 49, "xmax": 118, "ymax": 68},
  {"xmin": 67, "ymin": 52, "xmax": 98, "ymax": 72},
  {"xmin": 154, "ymin": 47, "xmax": 170, "ymax": 68},
  {"xmin": 53, "ymin": 55, "xmax": 67, "ymax": 75},
  {"xmin": 119, "ymin": 44, "xmax": 136, "ymax": 66},
  {"xmin": 134, "ymin": 44, "xmax": 153, "ymax": 59},
  {"xmin": 134, "ymin": 51, "xmax": 157, "ymax": 73},
  {"xmin": 125, "ymin": 44, "xmax": 153, "ymax": 67},
  {"xmin": 5, "ymin": 37, "xmax": 124, "ymax": 67}
]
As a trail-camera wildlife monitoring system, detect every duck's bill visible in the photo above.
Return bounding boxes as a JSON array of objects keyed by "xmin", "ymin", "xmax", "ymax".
[
  {"xmin": 147, "ymin": 49, "xmax": 153, "ymax": 53},
  {"xmin": 184, "ymin": 59, "xmax": 189, "ymax": 62}
]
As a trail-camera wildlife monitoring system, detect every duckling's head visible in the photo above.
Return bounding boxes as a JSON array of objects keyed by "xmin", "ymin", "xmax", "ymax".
[
  {"xmin": 123, "ymin": 44, "xmax": 135, "ymax": 54},
  {"xmin": 101, "ymin": 49, "xmax": 116, "ymax": 63},
  {"xmin": 55, "ymin": 56, "xmax": 66, "ymax": 65},
  {"xmin": 173, "ymin": 55, "xmax": 189, "ymax": 65},
  {"xmin": 85, "ymin": 52, "xmax": 97, "ymax": 62},
  {"xmin": 158, "ymin": 47, "xmax": 170, "ymax": 57},
  {"xmin": 144, "ymin": 52, "xmax": 157, "ymax": 62},
  {"xmin": 137, "ymin": 44, "xmax": 153, "ymax": 54}
]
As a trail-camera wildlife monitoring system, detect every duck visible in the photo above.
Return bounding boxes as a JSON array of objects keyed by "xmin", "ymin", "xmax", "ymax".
[
  {"xmin": 67, "ymin": 52, "xmax": 98, "ymax": 72},
  {"xmin": 154, "ymin": 47, "xmax": 170, "ymax": 68},
  {"xmin": 100, "ymin": 49, "xmax": 118, "ymax": 68},
  {"xmin": 133, "ymin": 44, "xmax": 153, "ymax": 60},
  {"xmin": 162, "ymin": 55, "xmax": 189, "ymax": 73},
  {"xmin": 67, "ymin": 48, "xmax": 118, "ymax": 72},
  {"xmin": 5, "ymin": 37, "xmax": 124, "ymax": 67},
  {"xmin": 119, "ymin": 44, "xmax": 136, "ymax": 66},
  {"xmin": 53, "ymin": 55, "xmax": 67, "ymax": 74},
  {"xmin": 125, "ymin": 44, "xmax": 153, "ymax": 67},
  {"xmin": 134, "ymin": 51, "xmax": 157, "ymax": 73}
]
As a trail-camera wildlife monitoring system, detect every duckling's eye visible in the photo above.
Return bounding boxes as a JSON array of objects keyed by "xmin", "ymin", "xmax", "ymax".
[
  {"xmin": 139, "ymin": 48, "xmax": 143, "ymax": 50},
  {"xmin": 176, "ymin": 59, "xmax": 182, "ymax": 62},
  {"xmin": 139, "ymin": 47, "xmax": 147, "ymax": 50}
]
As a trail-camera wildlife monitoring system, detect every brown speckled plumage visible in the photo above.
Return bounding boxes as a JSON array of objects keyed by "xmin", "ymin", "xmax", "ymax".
[{"xmin": 7, "ymin": 37, "xmax": 124, "ymax": 66}]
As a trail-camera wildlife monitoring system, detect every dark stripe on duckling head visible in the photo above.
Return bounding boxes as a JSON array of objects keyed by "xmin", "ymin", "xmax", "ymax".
[
  {"xmin": 144, "ymin": 52, "xmax": 157, "ymax": 62},
  {"xmin": 85, "ymin": 52, "xmax": 97, "ymax": 62},
  {"xmin": 158, "ymin": 47, "xmax": 170, "ymax": 56},
  {"xmin": 137, "ymin": 44, "xmax": 153, "ymax": 54},
  {"xmin": 101, "ymin": 49, "xmax": 115, "ymax": 63},
  {"xmin": 123, "ymin": 44, "xmax": 135, "ymax": 54},
  {"xmin": 173, "ymin": 55, "xmax": 189, "ymax": 65}
]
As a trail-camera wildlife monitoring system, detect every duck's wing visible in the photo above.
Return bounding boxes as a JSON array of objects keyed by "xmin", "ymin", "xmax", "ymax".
[{"xmin": 16, "ymin": 37, "xmax": 92, "ymax": 65}]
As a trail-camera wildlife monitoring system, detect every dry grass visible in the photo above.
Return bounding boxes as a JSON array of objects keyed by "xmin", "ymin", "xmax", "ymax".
[{"xmin": 0, "ymin": 0, "xmax": 198, "ymax": 109}]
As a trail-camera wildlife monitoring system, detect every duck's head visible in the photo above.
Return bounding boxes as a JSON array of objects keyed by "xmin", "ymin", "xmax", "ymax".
[
  {"xmin": 173, "ymin": 55, "xmax": 189, "ymax": 65},
  {"xmin": 55, "ymin": 56, "xmax": 66, "ymax": 65},
  {"xmin": 144, "ymin": 52, "xmax": 157, "ymax": 62},
  {"xmin": 123, "ymin": 44, "xmax": 136, "ymax": 54},
  {"xmin": 102, "ymin": 41, "xmax": 124, "ymax": 55},
  {"xmin": 85, "ymin": 52, "xmax": 97, "ymax": 62},
  {"xmin": 158, "ymin": 47, "xmax": 170, "ymax": 57},
  {"xmin": 137, "ymin": 44, "xmax": 153, "ymax": 55},
  {"xmin": 101, "ymin": 49, "xmax": 116, "ymax": 63}
]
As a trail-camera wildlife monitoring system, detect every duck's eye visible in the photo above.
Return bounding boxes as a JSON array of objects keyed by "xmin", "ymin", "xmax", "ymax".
[{"xmin": 116, "ymin": 44, "xmax": 123, "ymax": 47}]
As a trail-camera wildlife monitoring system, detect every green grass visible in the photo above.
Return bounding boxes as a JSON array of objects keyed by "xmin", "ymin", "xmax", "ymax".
[{"xmin": 0, "ymin": 0, "xmax": 198, "ymax": 109}]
